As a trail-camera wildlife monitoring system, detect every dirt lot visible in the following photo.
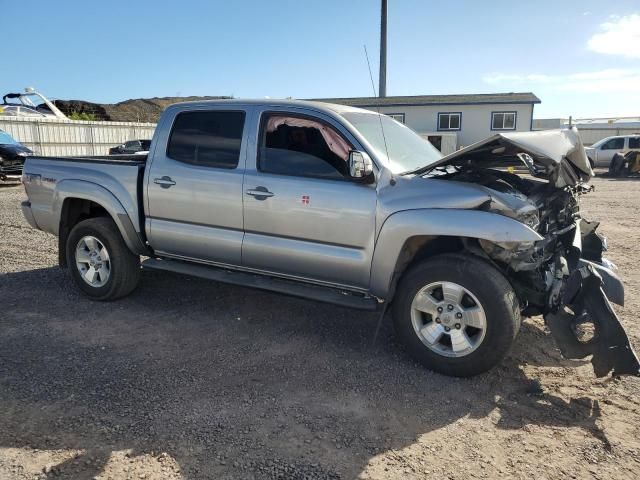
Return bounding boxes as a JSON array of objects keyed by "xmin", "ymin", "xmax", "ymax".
[{"xmin": 1, "ymin": 174, "xmax": 639, "ymax": 480}]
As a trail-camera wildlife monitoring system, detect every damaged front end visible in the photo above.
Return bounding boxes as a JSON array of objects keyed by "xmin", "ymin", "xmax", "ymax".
[
  {"xmin": 535, "ymin": 219, "xmax": 638, "ymax": 377},
  {"xmin": 422, "ymin": 128, "xmax": 640, "ymax": 377}
]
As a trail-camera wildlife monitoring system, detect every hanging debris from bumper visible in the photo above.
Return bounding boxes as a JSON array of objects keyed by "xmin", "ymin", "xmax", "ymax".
[{"xmin": 545, "ymin": 263, "xmax": 640, "ymax": 377}]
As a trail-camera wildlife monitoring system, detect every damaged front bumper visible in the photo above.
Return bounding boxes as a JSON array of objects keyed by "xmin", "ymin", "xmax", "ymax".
[
  {"xmin": 544, "ymin": 224, "xmax": 640, "ymax": 377},
  {"xmin": 416, "ymin": 126, "xmax": 637, "ymax": 377}
]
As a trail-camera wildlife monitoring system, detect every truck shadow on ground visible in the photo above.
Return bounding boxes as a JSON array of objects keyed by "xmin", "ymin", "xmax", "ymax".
[{"xmin": 0, "ymin": 266, "xmax": 610, "ymax": 479}]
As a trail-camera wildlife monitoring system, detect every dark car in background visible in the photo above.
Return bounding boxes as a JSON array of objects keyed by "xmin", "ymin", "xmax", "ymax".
[
  {"xmin": 0, "ymin": 129, "xmax": 32, "ymax": 180},
  {"xmin": 109, "ymin": 139, "xmax": 151, "ymax": 155}
]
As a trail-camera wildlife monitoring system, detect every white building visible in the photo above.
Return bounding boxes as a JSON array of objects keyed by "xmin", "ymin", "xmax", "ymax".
[
  {"xmin": 314, "ymin": 92, "xmax": 540, "ymax": 154},
  {"xmin": 533, "ymin": 117, "xmax": 640, "ymax": 146}
]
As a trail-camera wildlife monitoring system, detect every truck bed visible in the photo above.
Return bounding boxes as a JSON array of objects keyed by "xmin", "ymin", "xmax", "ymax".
[
  {"xmin": 21, "ymin": 154, "xmax": 147, "ymax": 246},
  {"xmin": 32, "ymin": 154, "xmax": 148, "ymax": 165}
]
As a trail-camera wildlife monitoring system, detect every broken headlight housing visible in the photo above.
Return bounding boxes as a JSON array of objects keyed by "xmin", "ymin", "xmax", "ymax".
[{"xmin": 518, "ymin": 210, "xmax": 540, "ymax": 231}]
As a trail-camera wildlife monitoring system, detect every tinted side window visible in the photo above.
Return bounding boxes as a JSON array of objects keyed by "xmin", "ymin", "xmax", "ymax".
[
  {"xmin": 602, "ymin": 138, "xmax": 624, "ymax": 150},
  {"xmin": 629, "ymin": 137, "xmax": 640, "ymax": 149},
  {"xmin": 167, "ymin": 111, "xmax": 245, "ymax": 168},
  {"xmin": 259, "ymin": 114, "xmax": 352, "ymax": 180}
]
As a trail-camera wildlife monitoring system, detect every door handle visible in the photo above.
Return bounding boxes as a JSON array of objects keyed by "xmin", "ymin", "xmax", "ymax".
[
  {"xmin": 154, "ymin": 176, "xmax": 176, "ymax": 188},
  {"xmin": 246, "ymin": 186, "xmax": 274, "ymax": 200}
]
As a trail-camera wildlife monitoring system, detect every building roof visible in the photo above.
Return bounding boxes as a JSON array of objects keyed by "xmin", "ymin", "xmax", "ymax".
[
  {"xmin": 534, "ymin": 116, "xmax": 640, "ymax": 130},
  {"xmin": 570, "ymin": 116, "xmax": 640, "ymax": 126},
  {"xmin": 309, "ymin": 92, "xmax": 541, "ymax": 107}
]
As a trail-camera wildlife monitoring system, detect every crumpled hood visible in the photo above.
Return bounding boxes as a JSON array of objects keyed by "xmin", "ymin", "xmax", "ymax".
[
  {"xmin": 377, "ymin": 173, "xmax": 537, "ymax": 224},
  {"xmin": 422, "ymin": 127, "xmax": 592, "ymax": 188}
]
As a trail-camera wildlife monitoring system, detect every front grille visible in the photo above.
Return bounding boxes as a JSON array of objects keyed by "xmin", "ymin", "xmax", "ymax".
[{"xmin": 0, "ymin": 164, "xmax": 24, "ymax": 173}]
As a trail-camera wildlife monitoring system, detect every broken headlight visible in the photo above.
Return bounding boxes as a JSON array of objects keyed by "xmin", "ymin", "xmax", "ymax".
[
  {"xmin": 479, "ymin": 239, "xmax": 541, "ymax": 271},
  {"xmin": 518, "ymin": 210, "xmax": 540, "ymax": 231}
]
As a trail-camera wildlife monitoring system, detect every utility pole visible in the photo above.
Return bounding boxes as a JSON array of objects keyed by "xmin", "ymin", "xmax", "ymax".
[{"xmin": 379, "ymin": 0, "xmax": 387, "ymax": 98}]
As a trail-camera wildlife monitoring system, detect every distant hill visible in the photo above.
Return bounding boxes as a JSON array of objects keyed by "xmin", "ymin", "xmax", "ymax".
[{"xmin": 53, "ymin": 96, "xmax": 232, "ymax": 123}]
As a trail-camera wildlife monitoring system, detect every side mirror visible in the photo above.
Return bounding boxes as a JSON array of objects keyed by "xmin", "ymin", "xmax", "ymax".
[{"xmin": 348, "ymin": 150, "xmax": 374, "ymax": 183}]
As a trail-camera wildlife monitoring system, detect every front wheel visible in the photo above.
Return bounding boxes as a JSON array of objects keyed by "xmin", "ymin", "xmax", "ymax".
[
  {"xmin": 392, "ymin": 254, "xmax": 520, "ymax": 377},
  {"xmin": 66, "ymin": 217, "xmax": 140, "ymax": 301}
]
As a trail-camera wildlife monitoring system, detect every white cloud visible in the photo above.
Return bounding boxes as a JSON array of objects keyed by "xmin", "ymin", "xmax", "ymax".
[
  {"xmin": 483, "ymin": 69, "xmax": 640, "ymax": 94},
  {"xmin": 587, "ymin": 14, "xmax": 640, "ymax": 58}
]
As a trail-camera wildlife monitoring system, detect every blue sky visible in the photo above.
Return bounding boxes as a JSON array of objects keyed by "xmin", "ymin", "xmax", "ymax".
[{"xmin": 2, "ymin": 0, "xmax": 639, "ymax": 118}]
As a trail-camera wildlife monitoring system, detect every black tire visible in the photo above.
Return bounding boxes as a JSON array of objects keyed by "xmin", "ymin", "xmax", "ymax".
[
  {"xmin": 66, "ymin": 217, "xmax": 140, "ymax": 301},
  {"xmin": 392, "ymin": 253, "xmax": 520, "ymax": 377}
]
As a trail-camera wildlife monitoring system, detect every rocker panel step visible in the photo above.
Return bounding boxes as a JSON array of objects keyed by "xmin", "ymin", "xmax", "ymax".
[{"xmin": 142, "ymin": 258, "xmax": 379, "ymax": 311}]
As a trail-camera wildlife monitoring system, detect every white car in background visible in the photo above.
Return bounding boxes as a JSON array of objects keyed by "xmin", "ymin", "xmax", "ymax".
[{"xmin": 585, "ymin": 135, "xmax": 640, "ymax": 168}]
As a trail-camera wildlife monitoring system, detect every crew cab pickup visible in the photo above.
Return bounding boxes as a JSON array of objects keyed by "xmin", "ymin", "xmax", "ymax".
[{"xmin": 21, "ymin": 100, "xmax": 639, "ymax": 377}]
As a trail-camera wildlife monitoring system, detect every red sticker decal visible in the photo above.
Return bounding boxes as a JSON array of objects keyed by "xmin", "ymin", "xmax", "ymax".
[{"xmin": 301, "ymin": 195, "xmax": 310, "ymax": 205}]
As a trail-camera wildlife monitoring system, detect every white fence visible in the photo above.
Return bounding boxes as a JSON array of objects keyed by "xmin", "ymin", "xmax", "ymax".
[{"xmin": 0, "ymin": 116, "xmax": 156, "ymax": 156}]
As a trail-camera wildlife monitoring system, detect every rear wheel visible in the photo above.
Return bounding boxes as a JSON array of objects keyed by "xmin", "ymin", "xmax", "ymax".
[
  {"xmin": 66, "ymin": 217, "xmax": 140, "ymax": 300},
  {"xmin": 392, "ymin": 254, "xmax": 520, "ymax": 377}
]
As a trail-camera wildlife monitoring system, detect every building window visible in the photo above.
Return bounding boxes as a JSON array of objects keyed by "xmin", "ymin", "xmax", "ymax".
[
  {"xmin": 491, "ymin": 111, "xmax": 517, "ymax": 130},
  {"xmin": 438, "ymin": 112, "xmax": 461, "ymax": 131},
  {"xmin": 387, "ymin": 113, "xmax": 405, "ymax": 123}
]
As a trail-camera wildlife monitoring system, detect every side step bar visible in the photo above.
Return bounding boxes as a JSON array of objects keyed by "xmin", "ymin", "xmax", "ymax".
[{"xmin": 142, "ymin": 258, "xmax": 379, "ymax": 311}]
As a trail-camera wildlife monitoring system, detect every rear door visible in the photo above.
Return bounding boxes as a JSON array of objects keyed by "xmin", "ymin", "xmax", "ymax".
[
  {"xmin": 145, "ymin": 106, "xmax": 250, "ymax": 265},
  {"xmin": 241, "ymin": 109, "xmax": 377, "ymax": 290}
]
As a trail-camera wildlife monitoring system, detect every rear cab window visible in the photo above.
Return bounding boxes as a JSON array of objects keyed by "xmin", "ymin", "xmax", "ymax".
[
  {"xmin": 167, "ymin": 110, "xmax": 246, "ymax": 169},
  {"xmin": 629, "ymin": 137, "xmax": 640, "ymax": 149},
  {"xmin": 258, "ymin": 113, "xmax": 353, "ymax": 180}
]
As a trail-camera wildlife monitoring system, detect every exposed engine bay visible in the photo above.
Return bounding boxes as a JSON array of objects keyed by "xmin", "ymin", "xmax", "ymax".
[{"xmin": 422, "ymin": 128, "xmax": 640, "ymax": 377}]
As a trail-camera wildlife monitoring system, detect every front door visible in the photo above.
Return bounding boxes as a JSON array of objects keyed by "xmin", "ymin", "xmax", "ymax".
[
  {"xmin": 597, "ymin": 137, "xmax": 625, "ymax": 166},
  {"xmin": 146, "ymin": 107, "xmax": 249, "ymax": 265},
  {"xmin": 242, "ymin": 111, "xmax": 377, "ymax": 290}
]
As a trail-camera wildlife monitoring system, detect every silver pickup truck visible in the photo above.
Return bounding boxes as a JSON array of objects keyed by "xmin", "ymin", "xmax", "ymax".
[{"xmin": 20, "ymin": 99, "xmax": 639, "ymax": 377}]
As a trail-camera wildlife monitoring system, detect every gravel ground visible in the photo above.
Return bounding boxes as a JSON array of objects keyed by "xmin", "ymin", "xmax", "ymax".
[{"xmin": 1, "ymin": 175, "xmax": 639, "ymax": 480}]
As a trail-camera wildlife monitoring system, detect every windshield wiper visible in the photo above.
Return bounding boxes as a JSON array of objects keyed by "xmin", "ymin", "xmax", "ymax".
[
  {"xmin": 401, "ymin": 164, "xmax": 435, "ymax": 176},
  {"xmin": 403, "ymin": 164, "xmax": 454, "ymax": 176}
]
